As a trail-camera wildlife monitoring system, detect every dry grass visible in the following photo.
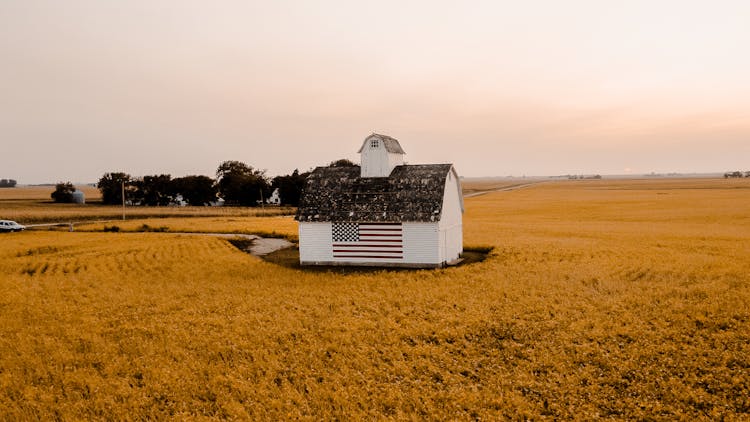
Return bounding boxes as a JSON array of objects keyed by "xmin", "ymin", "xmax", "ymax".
[
  {"xmin": 1, "ymin": 178, "xmax": 749, "ymax": 419},
  {"xmin": 74, "ymin": 216, "xmax": 299, "ymax": 241}
]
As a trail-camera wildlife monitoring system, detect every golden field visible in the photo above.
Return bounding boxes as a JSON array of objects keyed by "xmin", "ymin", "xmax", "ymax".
[
  {"xmin": 1, "ymin": 178, "xmax": 749, "ymax": 419},
  {"xmin": 73, "ymin": 216, "xmax": 299, "ymax": 240}
]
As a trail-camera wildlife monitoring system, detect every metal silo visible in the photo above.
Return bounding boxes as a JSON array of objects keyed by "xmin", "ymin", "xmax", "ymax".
[{"xmin": 72, "ymin": 190, "xmax": 85, "ymax": 204}]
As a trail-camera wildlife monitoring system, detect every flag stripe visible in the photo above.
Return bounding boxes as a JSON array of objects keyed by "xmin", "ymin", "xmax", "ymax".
[
  {"xmin": 341, "ymin": 239, "xmax": 402, "ymax": 243},
  {"xmin": 333, "ymin": 250, "xmax": 403, "ymax": 254},
  {"xmin": 332, "ymin": 222, "xmax": 403, "ymax": 260},
  {"xmin": 360, "ymin": 234, "xmax": 400, "ymax": 237},
  {"xmin": 333, "ymin": 245, "xmax": 402, "ymax": 248}
]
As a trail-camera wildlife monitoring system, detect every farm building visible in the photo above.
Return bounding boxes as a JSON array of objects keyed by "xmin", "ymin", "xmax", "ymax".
[
  {"xmin": 71, "ymin": 190, "xmax": 85, "ymax": 204},
  {"xmin": 295, "ymin": 133, "xmax": 463, "ymax": 268},
  {"xmin": 267, "ymin": 188, "xmax": 281, "ymax": 205}
]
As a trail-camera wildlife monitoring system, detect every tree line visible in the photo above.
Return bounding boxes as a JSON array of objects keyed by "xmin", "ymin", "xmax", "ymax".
[
  {"xmin": 724, "ymin": 171, "xmax": 750, "ymax": 178},
  {"xmin": 93, "ymin": 161, "xmax": 313, "ymax": 207},
  {"xmin": 0, "ymin": 179, "xmax": 17, "ymax": 188}
]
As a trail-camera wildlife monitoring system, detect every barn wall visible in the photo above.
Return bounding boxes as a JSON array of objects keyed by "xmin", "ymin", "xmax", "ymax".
[
  {"xmin": 361, "ymin": 144, "xmax": 388, "ymax": 177},
  {"xmin": 298, "ymin": 222, "xmax": 333, "ymax": 263},
  {"xmin": 438, "ymin": 167, "xmax": 464, "ymax": 262},
  {"xmin": 329, "ymin": 222, "xmax": 439, "ymax": 266},
  {"xmin": 299, "ymin": 221, "xmax": 442, "ymax": 267},
  {"xmin": 403, "ymin": 222, "xmax": 440, "ymax": 264}
]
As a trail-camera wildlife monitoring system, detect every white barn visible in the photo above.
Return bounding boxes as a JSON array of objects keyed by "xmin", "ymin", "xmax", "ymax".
[
  {"xmin": 295, "ymin": 133, "xmax": 463, "ymax": 268},
  {"xmin": 267, "ymin": 188, "xmax": 281, "ymax": 205}
]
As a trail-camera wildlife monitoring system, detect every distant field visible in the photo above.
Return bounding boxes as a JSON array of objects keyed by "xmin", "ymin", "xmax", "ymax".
[
  {"xmin": 0, "ymin": 185, "xmax": 101, "ymax": 201},
  {"xmin": 461, "ymin": 177, "xmax": 543, "ymax": 196},
  {"xmin": 1, "ymin": 178, "xmax": 749, "ymax": 419},
  {"xmin": 0, "ymin": 186, "xmax": 293, "ymax": 224}
]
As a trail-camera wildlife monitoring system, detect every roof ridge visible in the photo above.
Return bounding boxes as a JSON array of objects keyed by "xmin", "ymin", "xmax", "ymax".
[
  {"xmin": 357, "ymin": 133, "xmax": 406, "ymax": 154},
  {"xmin": 296, "ymin": 164, "xmax": 454, "ymax": 223}
]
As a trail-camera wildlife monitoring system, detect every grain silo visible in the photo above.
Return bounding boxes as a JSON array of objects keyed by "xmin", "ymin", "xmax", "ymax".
[{"xmin": 72, "ymin": 190, "xmax": 85, "ymax": 204}]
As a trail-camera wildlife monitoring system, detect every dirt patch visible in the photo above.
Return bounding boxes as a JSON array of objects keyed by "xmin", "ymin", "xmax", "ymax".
[{"xmin": 225, "ymin": 236, "xmax": 294, "ymax": 257}]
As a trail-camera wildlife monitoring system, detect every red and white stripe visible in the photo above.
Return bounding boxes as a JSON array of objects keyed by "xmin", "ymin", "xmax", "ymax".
[{"xmin": 333, "ymin": 223, "xmax": 403, "ymax": 259}]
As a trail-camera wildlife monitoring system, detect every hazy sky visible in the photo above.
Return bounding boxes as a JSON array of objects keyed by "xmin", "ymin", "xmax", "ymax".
[{"xmin": 2, "ymin": 0, "xmax": 749, "ymax": 183}]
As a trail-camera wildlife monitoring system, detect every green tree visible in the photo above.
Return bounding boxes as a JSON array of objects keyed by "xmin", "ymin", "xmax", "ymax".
[
  {"xmin": 172, "ymin": 175, "xmax": 217, "ymax": 206},
  {"xmin": 51, "ymin": 182, "xmax": 76, "ymax": 203},
  {"xmin": 216, "ymin": 161, "xmax": 269, "ymax": 206},
  {"xmin": 271, "ymin": 169, "xmax": 310, "ymax": 206},
  {"xmin": 97, "ymin": 172, "xmax": 132, "ymax": 205},
  {"xmin": 329, "ymin": 158, "xmax": 357, "ymax": 167},
  {"xmin": 134, "ymin": 174, "xmax": 174, "ymax": 206}
]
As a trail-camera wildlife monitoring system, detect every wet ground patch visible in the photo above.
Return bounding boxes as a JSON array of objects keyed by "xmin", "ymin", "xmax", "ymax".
[{"xmin": 226, "ymin": 236, "xmax": 294, "ymax": 257}]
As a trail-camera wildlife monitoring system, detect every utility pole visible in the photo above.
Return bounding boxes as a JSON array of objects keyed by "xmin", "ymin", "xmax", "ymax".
[{"xmin": 122, "ymin": 181, "xmax": 126, "ymax": 220}]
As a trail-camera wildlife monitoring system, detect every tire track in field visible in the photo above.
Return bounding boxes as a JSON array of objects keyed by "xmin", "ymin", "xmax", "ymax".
[{"xmin": 463, "ymin": 182, "xmax": 545, "ymax": 198}]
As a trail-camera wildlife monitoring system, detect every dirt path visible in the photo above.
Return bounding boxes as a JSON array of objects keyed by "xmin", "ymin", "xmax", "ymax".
[
  {"xmin": 175, "ymin": 233, "xmax": 294, "ymax": 256},
  {"xmin": 463, "ymin": 182, "xmax": 544, "ymax": 198}
]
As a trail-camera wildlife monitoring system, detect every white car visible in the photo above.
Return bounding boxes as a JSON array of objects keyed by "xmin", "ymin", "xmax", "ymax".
[{"xmin": 0, "ymin": 220, "xmax": 25, "ymax": 232}]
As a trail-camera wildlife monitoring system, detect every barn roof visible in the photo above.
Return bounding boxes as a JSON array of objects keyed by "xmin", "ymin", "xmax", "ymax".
[
  {"xmin": 295, "ymin": 164, "xmax": 454, "ymax": 223},
  {"xmin": 357, "ymin": 133, "xmax": 406, "ymax": 154}
]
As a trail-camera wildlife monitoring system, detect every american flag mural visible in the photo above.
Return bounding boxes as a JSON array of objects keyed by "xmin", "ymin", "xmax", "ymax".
[{"xmin": 331, "ymin": 222, "xmax": 403, "ymax": 259}]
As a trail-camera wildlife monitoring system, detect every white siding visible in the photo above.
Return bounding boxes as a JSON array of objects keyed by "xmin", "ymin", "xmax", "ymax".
[
  {"xmin": 361, "ymin": 139, "xmax": 404, "ymax": 177},
  {"xmin": 403, "ymin": 222, "xmax": 440, "ymax": 264},
  {"xmin": 361, "ymin": 144, "xmax": 387, "ymax": 177},
  {"xmin": 298, "ymin": 222, "xmax": 333, "ymax": 263},
  {"xmin": 387, "ymin": 152, "xmax": 404, "ymax": 172},
  {"xmin": 438, "ymin": 167, "xmax": 464, "ymax": 263}
]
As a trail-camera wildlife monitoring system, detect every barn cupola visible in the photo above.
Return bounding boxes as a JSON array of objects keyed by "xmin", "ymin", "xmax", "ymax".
[{"xmin": 357, "ymin": 133, "xmax": 405, "ymax": 178}]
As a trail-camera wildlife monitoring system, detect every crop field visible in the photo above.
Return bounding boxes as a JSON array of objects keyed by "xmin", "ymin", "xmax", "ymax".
[
  {"xmin": 73, "ymin": 216, "xmax": 299, "ymax": 240},
  {"xmin": 1, "ymin": 178, "xmax": 749, "ymax": 419}
]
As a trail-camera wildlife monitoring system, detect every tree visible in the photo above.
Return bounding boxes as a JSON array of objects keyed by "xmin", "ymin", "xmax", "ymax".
[
  {"xmin": 216, "ymin": 161, "xmax": 269, "ymax": 206},
  {"xmin": 329, "ymin": 158, "xmax": 357, "ymax": 167},
  {"xmin": 724, "ymin": 171, "xmax": 743, "ymax": 179},
  {"xmin": 97, "ymin": 172, "xmax": 132, "ymax": 205},
  {"xmin": 0, "ymin": 179, "xmax": 17, "ymax": 188},
  {"xmin": 51, "ymin": 182, "xmax": 76, "ymax": 203},
  {"xmin": 134, "ymin": 174, "xmax": 173, "ymax": 206},
  {"xmin": 172, "ymin": 175, "xmax": 217, "ymax": 205},
  {"xmin": 271, "ymin": 169, "xmax": 310, "ymax": 206}
]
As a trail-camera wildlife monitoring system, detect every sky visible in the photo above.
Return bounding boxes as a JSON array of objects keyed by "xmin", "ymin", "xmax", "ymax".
[{"xmin": 1, "ymin": 0, "xmax": 749, "ymax": 184}]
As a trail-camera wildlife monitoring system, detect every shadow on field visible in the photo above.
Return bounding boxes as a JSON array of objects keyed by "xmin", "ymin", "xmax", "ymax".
[{"xmin": 244, "ymin": 244, "xmax": 493, "ymax": 274}]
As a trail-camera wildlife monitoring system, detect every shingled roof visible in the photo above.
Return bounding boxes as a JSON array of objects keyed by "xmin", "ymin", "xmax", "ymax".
[
  {"xmin": 295, "ymin": 164, "xmax": 453, "ymax": 223},
  {"xmin": 357, "ymin": 133, "xmax": 406, "ymax": 154}
]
